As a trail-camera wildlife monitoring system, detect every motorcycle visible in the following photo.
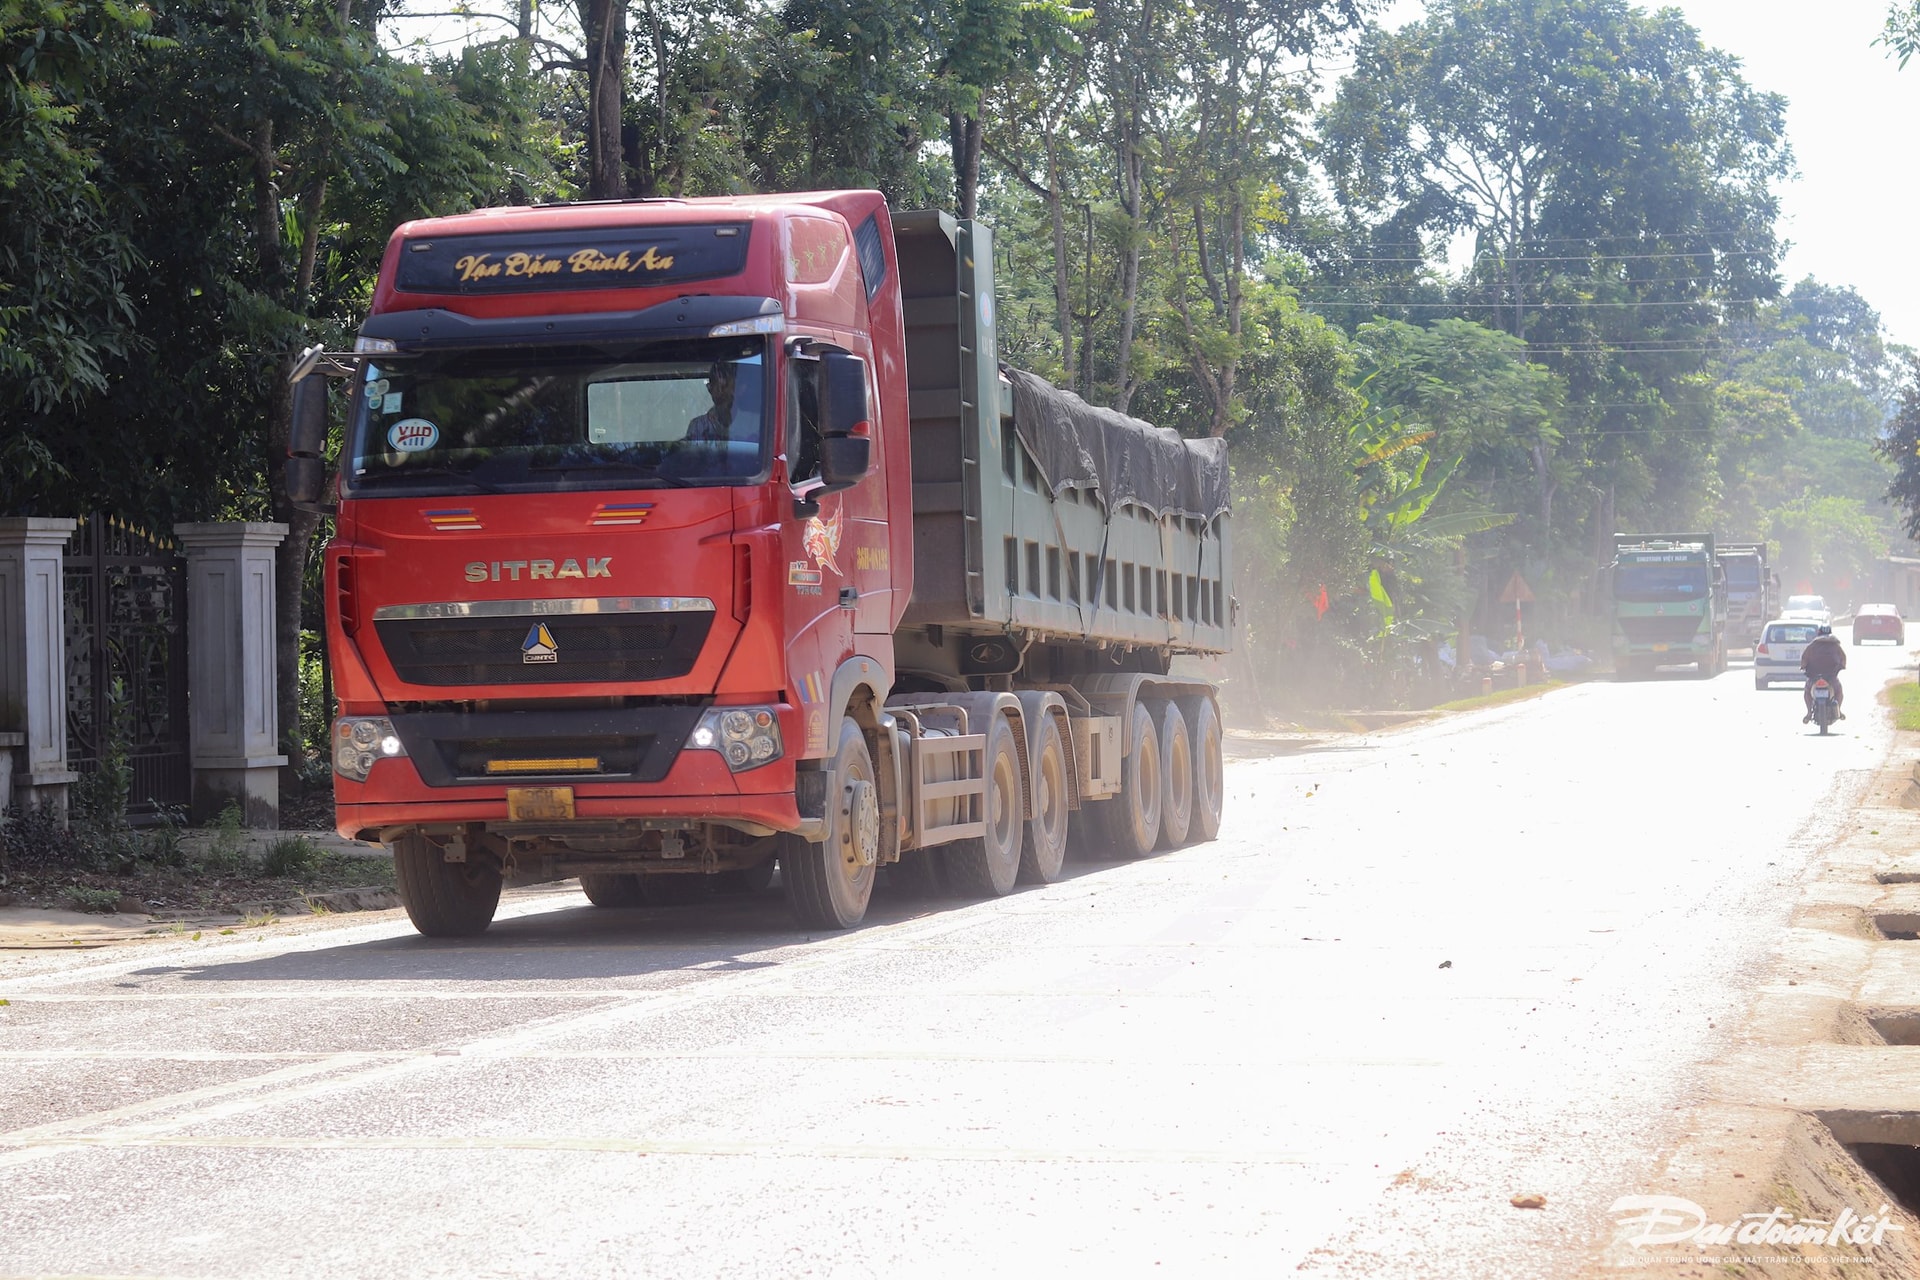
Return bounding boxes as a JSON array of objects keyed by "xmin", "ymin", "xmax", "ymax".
[{"xmin": 1810, "ymin": 678, "xmax": 1839, "ymax": 735}]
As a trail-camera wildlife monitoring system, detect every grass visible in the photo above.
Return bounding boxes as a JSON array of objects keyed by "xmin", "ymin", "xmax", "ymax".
[
  {"xmin": 1429, "ymin": 679, "xmax": 1568, "ymax": 716},
  {"xmin": 1887, "ymin": 680, "xmax": 1920, "ymax": 731}
]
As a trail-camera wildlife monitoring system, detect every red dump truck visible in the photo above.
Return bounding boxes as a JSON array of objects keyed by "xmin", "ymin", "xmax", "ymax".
[{"xmin": 287, "ymin": 191, "xmax": 1233, "ymax": 936}]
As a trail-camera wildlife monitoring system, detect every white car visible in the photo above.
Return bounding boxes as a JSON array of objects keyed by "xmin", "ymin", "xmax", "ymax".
[
  {"xmin": 1755, "ymin": 617, "xmax": 1823, "ymax": 690},
  {"xmin": 1781, "ymin": 594, "xmax": 1832, "ymax": 626}
]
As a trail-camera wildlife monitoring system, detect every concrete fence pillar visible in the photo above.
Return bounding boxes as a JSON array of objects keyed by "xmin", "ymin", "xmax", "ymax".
[
  {"xmin": 0, "ymin": 517, "xmax": 80, "ymax": 824},
  {"xmin": 174, "ymin": 522, "xmax": 289, "ymax": 827}
]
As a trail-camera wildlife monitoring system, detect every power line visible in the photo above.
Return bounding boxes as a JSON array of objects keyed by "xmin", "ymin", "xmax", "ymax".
[
  {"xmin": 1314, "ymin": 251, "xmax": 1774, "ymax": 264},
  {"xmin": 1291, "ymin": 298, "xmax": 1745, "ymax": 309}
]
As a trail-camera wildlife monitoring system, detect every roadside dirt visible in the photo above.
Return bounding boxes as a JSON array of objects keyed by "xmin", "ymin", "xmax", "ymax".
[{"xmin": 1583, "ymin": 676, "xmax": 1920, "ymax": 1277}]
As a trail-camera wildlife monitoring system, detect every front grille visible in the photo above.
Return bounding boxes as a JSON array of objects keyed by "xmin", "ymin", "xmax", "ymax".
[
  {"xmin": 1618, "ymin": 615, "xmax": 1707, "ymax": 645},
  {"xmin": 392, "ymin": 706, "xmax": 708, "ymax": 786},
  {"xmin": 375, "ymin": 613, "xmax": 713, "ymax": 686}
]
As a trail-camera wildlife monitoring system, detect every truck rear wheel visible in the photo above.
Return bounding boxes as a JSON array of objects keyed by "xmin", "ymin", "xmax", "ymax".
[
  {"xmin": 1153, "ymin": 700, "xmax": 1193, "ymax": 850},
  {"xmin": 945, "ymin": 712, "xmax": 1023, "ymax": 897},
  {"xmin": 639, "ymin": 873, "xmax": 710, "ymax": 905},
  {"xmin": 1017, "ymin": 713, "xmax": 1069, "ymax": 885},
  {"xmin": 393, "ymin": 834, "xmax": 501, "ymax": 938},
  {"xmin": 1182, "ymin": 695, "xmax": 1224, "ymax": 844},
  {"xmin": 579, "ymin": 873, "xmax": 647, "ymax": 908},
  {"xmin": 786, "ymin": 718, "xmax": 879, "ymax": 930},
  {"xmin": 1095, "ymin": 700, "xmax": 1162, "ymax": 859}
]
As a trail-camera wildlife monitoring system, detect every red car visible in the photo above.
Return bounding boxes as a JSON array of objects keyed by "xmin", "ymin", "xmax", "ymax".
[{"xmin": 1853, "ymin": 603, "xmax": 1906, "ymax": 645}]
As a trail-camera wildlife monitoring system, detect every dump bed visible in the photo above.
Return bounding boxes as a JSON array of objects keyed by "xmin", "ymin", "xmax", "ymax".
[{"xmin": 893, "ymin": 211, "xmax": 1231, "ymax": 656}]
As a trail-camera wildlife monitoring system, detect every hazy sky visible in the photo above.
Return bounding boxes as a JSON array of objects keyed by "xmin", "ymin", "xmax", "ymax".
[{"xmin": 1378, "ymin": 1, "xmax": 1920, "ymax": 348}]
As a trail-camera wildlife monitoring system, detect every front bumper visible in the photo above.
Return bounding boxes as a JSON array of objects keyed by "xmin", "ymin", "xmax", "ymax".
[
  {"xmin": 335, "ymin": 702, "xmax": 805, "ymax": 841},
  {"xmin": 338, "ymin": 790, "xmax": 805, "ymax": 842}
]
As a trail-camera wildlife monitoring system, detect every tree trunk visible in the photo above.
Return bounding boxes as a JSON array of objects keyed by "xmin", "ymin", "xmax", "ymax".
[
  {"xmin": 1531, "ymin": 438, "xmax": 1555, "ymax": 558},
  {"xmin": 581, "ymin": 0, "xmax": 626, "ymax": 198},
  {"xmin": 1043, "ymin": 134, "xmax": 1073, "ymax": 389},
  {"xmin": 1112, "ymin": 128, "xmax": 1143, "ymax": 413},
  {"xmin": 948, "ymin": 112, "xmax": 982, "ymax": 220}
]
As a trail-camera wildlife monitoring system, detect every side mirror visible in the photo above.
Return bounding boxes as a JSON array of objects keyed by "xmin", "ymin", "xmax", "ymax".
[
  {"xmin": 289, "ymin": 376, "xmax": 329, "ymax": 459},
  {"xmin": 818, "ymin": 351, "xmax": 870, "ymax": 438},
  {"xmin": 286, "ymin": 377, "xmax": 334, "ymax": 512},
  {"xmin": 819, "ymin": 435, "xmax": 870, "ymax": 488}
]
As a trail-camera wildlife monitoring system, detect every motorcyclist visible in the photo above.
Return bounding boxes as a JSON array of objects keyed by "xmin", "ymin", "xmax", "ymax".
[{"xmin": 1801, "ymin": 624, "xmax": 1847, "ymax": 723}]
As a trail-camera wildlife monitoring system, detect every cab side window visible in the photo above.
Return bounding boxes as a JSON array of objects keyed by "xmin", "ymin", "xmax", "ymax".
[{"xmin": 787, "ymin": 360, "xmax": 823, "ymax": 484}]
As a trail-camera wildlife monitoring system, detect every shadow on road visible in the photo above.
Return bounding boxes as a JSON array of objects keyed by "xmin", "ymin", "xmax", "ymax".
[{"xmin": 120, "ymin": 862, "xmax": 1112, "ymax": 985}]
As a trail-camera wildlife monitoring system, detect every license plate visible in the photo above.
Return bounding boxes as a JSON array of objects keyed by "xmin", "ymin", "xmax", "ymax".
[
  {"xmin": 506, "ymin": 786, "xmax": 575, "ymax": 821},
  {"xmin": 1651, "ymin": 643, "xmax": 1669, "ymax": 653}
]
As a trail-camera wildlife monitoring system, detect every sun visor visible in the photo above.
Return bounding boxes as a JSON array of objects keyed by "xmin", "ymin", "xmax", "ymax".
[{"xmin": 359, "ymin": 296, "xmax": 783, "ymax": 351}]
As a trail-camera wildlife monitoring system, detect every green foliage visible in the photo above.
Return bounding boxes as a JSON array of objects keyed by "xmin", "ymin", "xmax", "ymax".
[
  {"xmin": 1881, "ymin": 1, "xmax": 1920, "ymax": 67},
  {"xmin": 260, "ymin": 835, "xmax": 321, "ymax": 877},
  {"xmin": 205, "ymin": 801, "xmax": 248, "ymax": 873},
  {"xmin": 1767, "ymin": 496, "xmax": 1888, "ymax": 595},
  {"xmin": 66, "ymin": 885, "xmax": 123, "ymax": 913},
  {"xmin": 1877, "ymin": 358, "xmax": 1920, "ymax": 542}
]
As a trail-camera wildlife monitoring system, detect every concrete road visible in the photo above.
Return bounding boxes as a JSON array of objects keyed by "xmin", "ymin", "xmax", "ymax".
[{"xmin": 0, "ymin": 645, "xmax": 1906, "ymax": 1278}]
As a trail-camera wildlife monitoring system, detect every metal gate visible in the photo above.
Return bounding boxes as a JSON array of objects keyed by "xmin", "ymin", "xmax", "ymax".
[{"xmin": 64, "ymin": 514, "xmax": 190, "ymax": 818}]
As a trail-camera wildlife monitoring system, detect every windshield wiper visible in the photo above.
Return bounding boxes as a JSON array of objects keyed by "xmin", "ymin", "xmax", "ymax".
[{"xmin": 353, "ymin": 465, "xmax": 506, "ymax": 495}]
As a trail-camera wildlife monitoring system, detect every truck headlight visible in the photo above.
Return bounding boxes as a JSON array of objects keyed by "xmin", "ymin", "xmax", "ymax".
[
  {"xmin": 686, "ymin": 706, "xmax": 782, "ymax": 772},
  {"xmin": 334, "ymin": 717, "xmax": 407, "ymax": 782}
]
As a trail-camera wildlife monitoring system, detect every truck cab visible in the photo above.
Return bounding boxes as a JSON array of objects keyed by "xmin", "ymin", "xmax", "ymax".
[{"xmin": 1609, "ymin": 534, "xmax": 1727, "ymax": 679}]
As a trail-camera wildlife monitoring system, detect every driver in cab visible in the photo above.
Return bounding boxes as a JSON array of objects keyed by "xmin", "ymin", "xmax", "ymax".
[
  {"xmin": 1800, "ymin": 624, "xmax": 1846, "ymax": 723},
  {"xmin": 686, "ymin": 362, "xmax": 738, "ymax": 443}
]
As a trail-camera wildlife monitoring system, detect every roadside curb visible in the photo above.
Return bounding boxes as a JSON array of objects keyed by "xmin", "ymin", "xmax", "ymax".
[
  {"xmin": 1583, "ymin": 683, "xmax": 1920, "ymax": 1277},
  {"xmin": 150, "ymin": 884, "xmax": 401, "ymax": 922}
]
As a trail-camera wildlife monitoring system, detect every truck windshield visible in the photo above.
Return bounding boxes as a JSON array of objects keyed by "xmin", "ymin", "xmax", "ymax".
[
  {"xmin": 344, "ymin": 336, "xmax": 768, "ymax": 494},
  {"xmin": 1723, "ymin": 558, "xmax": 1761, "ymax": 588},
  {"xmin": 1614, "ymin": 563, "xmax": 1708, "ymax": 602}
]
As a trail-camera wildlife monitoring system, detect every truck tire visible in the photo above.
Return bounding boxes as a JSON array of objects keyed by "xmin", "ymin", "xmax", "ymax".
[
  {"xmin": 639, "ymin": 873, "xmax": 710, "ymax": 905},
  {"xmin": 393, "ymin": 834, "xmax": 501, "ymax": 938},
  {"xmin": 1095, "ymin": 700, "xmax": 1162, "ymax": 859},
  {"xmin": 717, "ymin": 858, "xmax": 777, "ymax": 896},
  {"xmin": 1182, "ymin": 696, "xmax": 1224, "ymax": 844},
  {"xmin": 1152, "ymin": 700, "xmax": 1193, "ymax": 851},
  {"xmin": 1017, "ymin": 713, "xmax": 1070, "ymax": 885},
  {"xmin": 786, "ymin": 718, "xmax": 879, "ymax": 929},
  {"xmin": 945, "ymin": 712, "xmax": 1023, "ymax": 898},
  {"xmin": 579, "ymin": 873, "xmax": 647, "ymax": 908}
]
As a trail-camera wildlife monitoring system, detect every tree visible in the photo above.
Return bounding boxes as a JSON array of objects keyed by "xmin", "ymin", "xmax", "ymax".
[
  {"xmin": 1881, "ymin": 0, "xmax": 1920, "ymax": 66},
  {"xmin": 1879, "ymin": 357, "xmax": 1920, "ymax": 540},
  {"xmin": 13, "ymin": 0, "xmax": 556, "ymax": 774},
  {"xmin": 1321, "ymin": 0, "xmax": 1792, "ymax": 617},
  {"xmin": 1152, "ymin": 0, "xmax": 1362, "ymax": 437},
  {"xmin": 0, "ymin": 0, "xmax": 152, "ymax": 504}
]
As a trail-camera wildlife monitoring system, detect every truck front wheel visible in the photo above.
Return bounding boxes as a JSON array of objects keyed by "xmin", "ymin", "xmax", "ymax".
[
  {"xmin": 785, "ymin": 718, "xmax": 879, "ymax": 930},
  {"xmin": 393, "ymin": 834, "xmax": 501, "ymax": 938}
]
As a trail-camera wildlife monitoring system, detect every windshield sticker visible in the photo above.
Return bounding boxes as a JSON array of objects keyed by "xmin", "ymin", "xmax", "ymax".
[
  {"xmin": 388, "ymin": 418, "xmax": 439, "ymax": 452},
  {"xmin": 382, "ymin": 392, "xmax": 403, "ymax": 414}
]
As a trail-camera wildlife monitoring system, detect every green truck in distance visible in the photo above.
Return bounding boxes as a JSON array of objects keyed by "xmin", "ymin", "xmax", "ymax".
[
  {"xmin": 1610, "ymin": 533, "xmax": 1728, "ymax": 679},
  {"xmin": 1716, "ymin": 541, "xmax": 1773, "ymax": 654}
]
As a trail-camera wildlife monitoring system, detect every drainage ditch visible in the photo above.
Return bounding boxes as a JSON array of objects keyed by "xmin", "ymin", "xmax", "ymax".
[{"xmin": 1872, "ymin": 912, "xmax": 1920, "ymax": 940}]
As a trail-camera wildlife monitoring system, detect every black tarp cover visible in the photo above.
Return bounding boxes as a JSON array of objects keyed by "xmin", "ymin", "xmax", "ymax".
[{"xmin": 1004, "ymin": 368, "xmax": 1230, "ymax": 522}]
